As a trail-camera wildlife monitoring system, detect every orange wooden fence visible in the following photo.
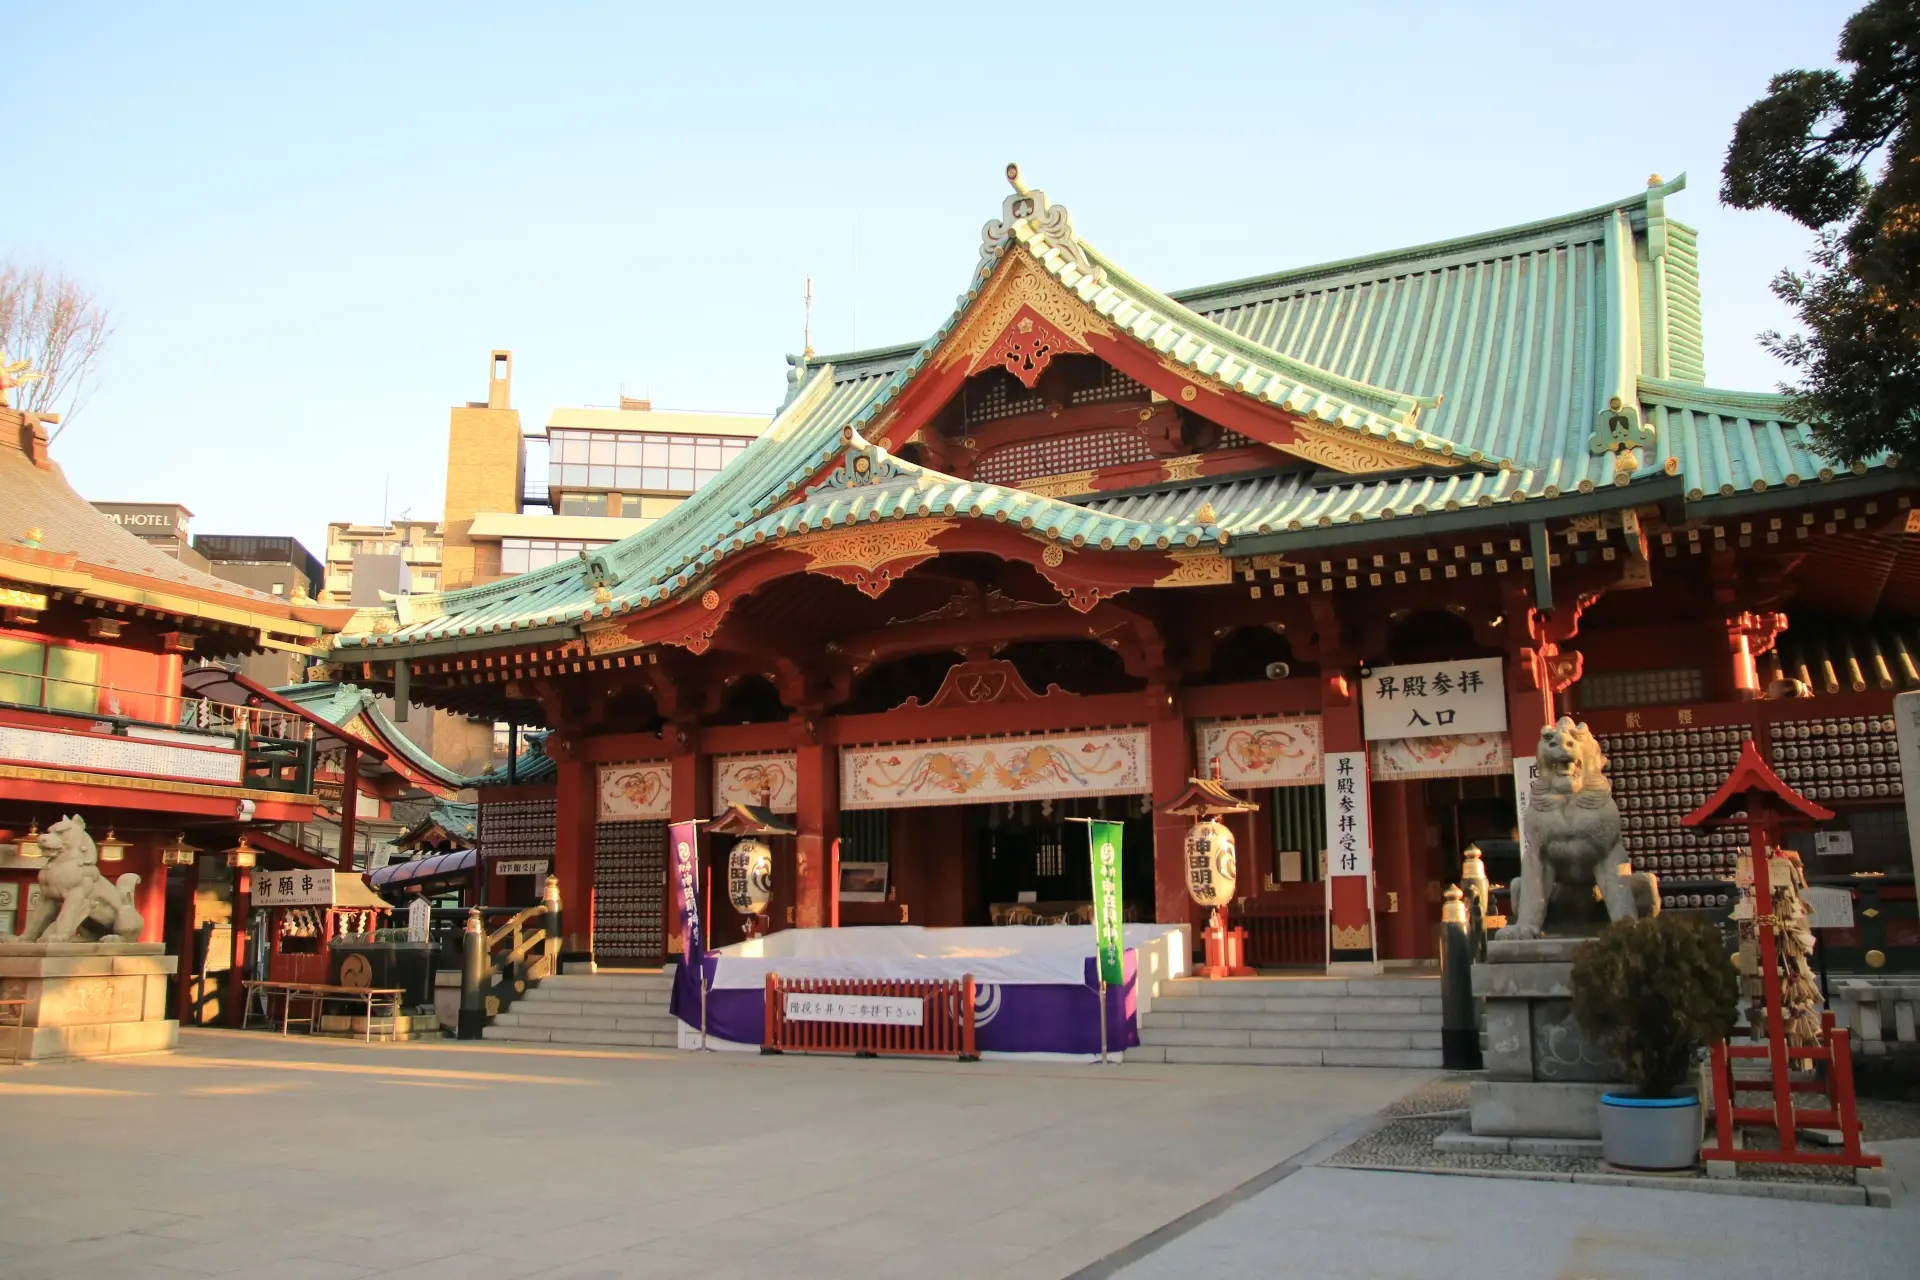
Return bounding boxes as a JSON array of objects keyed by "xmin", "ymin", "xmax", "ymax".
[{"xmin": 762, "ymin": 974, "xmax": 979, "ymax": 1061}]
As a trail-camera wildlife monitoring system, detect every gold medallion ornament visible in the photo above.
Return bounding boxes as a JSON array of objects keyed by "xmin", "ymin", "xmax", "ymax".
[{"xmin": 701, "ymin": 589, "xmax": 721, "ymax": 611}]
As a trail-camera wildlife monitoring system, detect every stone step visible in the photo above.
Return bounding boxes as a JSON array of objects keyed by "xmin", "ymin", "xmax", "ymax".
[
  {"xmin": 533, "ymin": 975, "xmax": 672, "ymax": 997},
  {"xmin": 1138, "ymin": 1026, "xmax": 1442, "ymax": 1050},
  {"xmin": 507, "ymin": 995, "xmax": 674, "ymax": 1017},
  {"xmin": 1140, "ymin": 1008, "xmax": 1434, "ymax": 1030},
  {"xmin": 518, "ymin": 984, "xmax": 672, "ymax": 1006},
  {"xmin": 491, "ymin": 1008, "xmax": 678, "ymax": 1033},
  {"xmin": 1156, "ymin": 977, "xmax": 1439, "ymax": 1000},
  {"xmin": 481, "ymin": 1023, "xmax": 678, "ymax": 1048},
  {"xmin": 1143, "ymin": 994, "xmax": 1441, "ymax": 1016},
  {"xmin": 1125, "ymin": 1044, "xmax": 1443, "ymax": 1068}
]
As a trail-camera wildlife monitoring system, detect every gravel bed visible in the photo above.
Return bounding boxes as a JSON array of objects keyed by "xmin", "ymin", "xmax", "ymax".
[
  {"xmin": 1375, "ymin": 1074, "xmax": 1471, "ymax": 1118},
  {"xmin": 1861, "ymin": 1097, "xmax": 1920, "ymax": 1141}
]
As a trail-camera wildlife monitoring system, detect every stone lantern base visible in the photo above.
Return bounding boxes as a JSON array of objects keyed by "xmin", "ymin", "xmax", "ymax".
[{"xmin": 0, "ymin": 942, "xmax": 180, "ymax": 1062}]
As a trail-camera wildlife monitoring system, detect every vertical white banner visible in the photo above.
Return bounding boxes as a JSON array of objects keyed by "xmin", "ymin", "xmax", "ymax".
[
  {"xmin": 1512, "ymin": 755, "xmax": 1540, "ymax": 878},
  {"xmin": 1893, "ymin": 692, "xmax": 1920, "ymax": 884},
  {"xmin": 1324, "ymin": 751, "xmax": 1372, "ymax": 877}
]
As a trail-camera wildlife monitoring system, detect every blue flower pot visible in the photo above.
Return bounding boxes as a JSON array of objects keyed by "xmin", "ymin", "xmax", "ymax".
[{"xmin": 1599, "ymin": 1090, "xmax": 1701, "ymax": 1171}]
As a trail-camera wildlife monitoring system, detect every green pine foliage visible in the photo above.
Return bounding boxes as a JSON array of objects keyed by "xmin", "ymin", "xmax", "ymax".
[
  {"xmin": 1721, "ymin": 0, "xmax": 1920, "ymax": 465},
  {"xmin": 1570, "ymin": 916, "xmax": 1739, "ymax": 1098}
]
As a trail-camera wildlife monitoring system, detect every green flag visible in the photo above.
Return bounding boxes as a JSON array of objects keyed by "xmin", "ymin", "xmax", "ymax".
[{"xmin": 1089, "ymin": 820, "xmax": 1125, "ymax": 987}]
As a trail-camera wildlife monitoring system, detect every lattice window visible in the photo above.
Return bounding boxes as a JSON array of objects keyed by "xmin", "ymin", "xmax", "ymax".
[
  {"xmin": 1577, "ymin": 667, "xmax": 1706, "ymax": 710},
  {"xmin": 1214, "ymin": 429, "xmax": 1255, "ymax": 451},
  {"xmin": 1069, "ymin": 367, "xmax": 1148, "ymax": 405},
  {"xmin": 974, "ymin": 430, "xmax": 1154, "ymax": 485},
  {"xmin": 1270, "ymin": 784, "xmax": 1325, "ymax": 882},
  {"xmin": 593, "ymin": 820, "xmax": 666, "ymax": 964},
  {"xmin": 964, "ymin": 375, "xmax": 1047, "ymax": 425},
  {"xmin": 840, "ymin": 810, "xmax": 891, "ymax": 866}
]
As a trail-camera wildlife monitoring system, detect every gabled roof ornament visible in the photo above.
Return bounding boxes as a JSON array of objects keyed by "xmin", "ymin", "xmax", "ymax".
[
  {"xmin": 976, "ymin": 163, "xmax": 1105, "ymax": 288},
  {"xmin": 578, "ymin": 551, "xmax": 622, "ymax": 603}
]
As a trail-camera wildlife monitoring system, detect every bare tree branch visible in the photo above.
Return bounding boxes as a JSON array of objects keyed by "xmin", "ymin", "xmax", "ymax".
[{"xmin": 0, "ymin": 261, "xmax": 114, "ymax": 435}]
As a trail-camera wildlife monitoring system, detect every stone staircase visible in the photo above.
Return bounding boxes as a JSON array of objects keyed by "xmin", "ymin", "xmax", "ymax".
[
  {"xmin": 481, "ymin": 971, "xmax": 678, "ymax": 1049},
  {"xmin": 1131, "ymin": 975, "xmax": 1443, "ymax": 1068}
]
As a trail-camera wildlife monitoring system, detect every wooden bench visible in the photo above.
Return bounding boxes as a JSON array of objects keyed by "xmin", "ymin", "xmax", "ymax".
[
  {"xmin": 242, "ymin": 981, "xmax": 404, "ymax": 1042},
  {"xmin": 0, "ymin": 997, "xmax": 26, "ymax": 1065}
]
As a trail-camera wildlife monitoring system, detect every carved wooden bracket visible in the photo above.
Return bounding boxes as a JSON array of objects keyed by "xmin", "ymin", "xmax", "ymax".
[
  {"xmin": 902, "ymin": 657, "xmax": 1063, "ymax": 710},
  {"xmin": 1544, "ymin": 649, "xmax": 1584, "ymax": 695}
]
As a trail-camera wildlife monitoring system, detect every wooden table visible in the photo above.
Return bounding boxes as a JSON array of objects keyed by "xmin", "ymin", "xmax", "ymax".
[
  {"xmin": 0, "ymin": 997, "xmax": 25, "ymax": 1065},
  {"xmin": 242, "ymin": 981, "xmax": 403, "ymax": 1041}
]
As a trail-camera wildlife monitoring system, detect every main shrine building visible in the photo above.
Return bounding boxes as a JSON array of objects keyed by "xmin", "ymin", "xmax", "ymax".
[{"xmin": 333, "ymin": 168, "xmax": 1919, "ymax": 972}]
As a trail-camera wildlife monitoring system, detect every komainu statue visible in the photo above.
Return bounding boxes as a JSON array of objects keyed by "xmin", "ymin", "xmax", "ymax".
[
  {"xmin": 17, "ymin": 815, "xmax": 145, "ymax": 943},
  {"xmin": 1498, "ymin": 718, "xmax": 1657, "ymax": 939}
]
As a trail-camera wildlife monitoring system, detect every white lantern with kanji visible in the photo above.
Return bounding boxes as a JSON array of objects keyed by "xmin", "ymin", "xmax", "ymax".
[
  {"xmin": 728, "ymin": 837, "xmax": 774, "ymax": 915},
  {"xmin": 1184, "ymin": 820, "xmax": 1237, "ymax": 907}
]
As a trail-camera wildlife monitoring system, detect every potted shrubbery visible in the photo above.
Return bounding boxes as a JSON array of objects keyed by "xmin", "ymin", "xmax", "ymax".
[{"xmin": 1570, "ymin": 914, "xmax": 1738, "ymax": 1171}]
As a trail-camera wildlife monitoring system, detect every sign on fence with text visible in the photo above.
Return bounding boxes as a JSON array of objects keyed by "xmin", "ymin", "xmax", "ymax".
[
  {"xmin": 1088, "ymin": 820, "xmax": 1125, "ymax": 987},
  {"xmin": 783, "ymin": 993, "xmax": 925, "ymax": 1026},
  {"xmin": 1323, "ymin": 752, "xmax": 1371, "ymax": 876},
  {"xmin": 1360, "ymin": 658, "xmax": 1505, "ymax": 741}
]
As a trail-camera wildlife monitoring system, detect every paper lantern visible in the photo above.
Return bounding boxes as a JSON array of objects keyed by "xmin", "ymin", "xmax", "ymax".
[
  {"xmin": 95, "ymin": 827, "xmax": 131, "ymax": 863},
  {"xmin": 728, "ymin": 837, "xmax": 774, "ymax": 915},
  {"xmin": 1184, "ymin": 820, "xmax": 1237, "ymax": 907}
]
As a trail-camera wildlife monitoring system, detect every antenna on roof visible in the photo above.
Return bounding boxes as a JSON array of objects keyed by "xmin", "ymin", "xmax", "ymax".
[{"xmin": 803, "ymin": 276, "xmax": 815, "ymax": 359}]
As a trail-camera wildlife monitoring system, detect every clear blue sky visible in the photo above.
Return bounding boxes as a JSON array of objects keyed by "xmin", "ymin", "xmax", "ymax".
[{"xmin": 8, "ymin": 1, "xmax": 1859, "ymax": 559}]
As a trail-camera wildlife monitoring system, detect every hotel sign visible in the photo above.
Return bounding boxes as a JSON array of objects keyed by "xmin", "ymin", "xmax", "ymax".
[{"xmin": 1360, "ymin": 658, "xmax": 1505, "ymax": 741}]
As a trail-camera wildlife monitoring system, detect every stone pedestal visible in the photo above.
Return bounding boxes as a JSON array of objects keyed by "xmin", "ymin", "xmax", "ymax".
[
  {"xmin": 1469, "ymin": 937, "xmax": 1624, "ymax": 1139},
  {"xmin": 0, "ymin": 942, "xmax": 179, "ymax": 1061}
]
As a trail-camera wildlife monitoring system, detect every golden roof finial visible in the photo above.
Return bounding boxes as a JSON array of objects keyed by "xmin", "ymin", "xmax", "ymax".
[
  {"xmin": 1648, "ymin": 174, "xmax": 1663, "ymax": 187},
  {"xmin": 0, "ymin": 352, "xmax": 45, "ymax": 409},
  {"xmin": 1194, "ymin": 502, "xmax": 1218, "ymax": 525}
]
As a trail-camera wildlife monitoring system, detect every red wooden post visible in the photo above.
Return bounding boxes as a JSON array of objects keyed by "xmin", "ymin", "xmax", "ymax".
[
  {"xmin": 225, "ymin": 867, "xmax": 250, "ymax": 1028},
  {"xmin": 173, "ymin": 853, "xmax": 201, "ymax": 1026},
  {"xmin": 339, "ymin": 747, "xmax": 360, "ymax": 869}
]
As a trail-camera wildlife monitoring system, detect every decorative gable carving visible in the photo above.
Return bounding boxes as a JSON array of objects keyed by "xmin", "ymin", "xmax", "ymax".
[{"xmin": 902, "ymin": 657, "xmax": 1063, "ymax": 710}]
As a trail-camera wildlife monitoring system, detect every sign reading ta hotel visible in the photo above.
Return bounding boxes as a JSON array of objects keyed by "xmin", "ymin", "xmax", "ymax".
[{"xmin": 1359, "ymin": 658, "xmax": 1505, "ymax": 742}]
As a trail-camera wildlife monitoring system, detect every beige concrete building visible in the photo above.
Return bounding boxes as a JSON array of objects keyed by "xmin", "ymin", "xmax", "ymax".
[
  {"xmin": 444, "ymin": 350, "xmax": 769, "ymax": 589},
  {"xmin": 318, "ymin": 518, "xmax": 444, "ymax": 604}
]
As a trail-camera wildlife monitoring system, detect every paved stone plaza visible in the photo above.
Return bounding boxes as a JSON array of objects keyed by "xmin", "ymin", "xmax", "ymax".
[{"xmin": 0, "ymin": 1033, "xmax": 1914, "ymax": 1279}]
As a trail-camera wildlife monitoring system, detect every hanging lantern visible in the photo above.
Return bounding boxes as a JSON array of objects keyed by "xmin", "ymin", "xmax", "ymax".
[
  {"xmin": 95, "ymin": 827, "xmax": 132, "ymax": 863},
  {"xmin": 226, "ymin": 835, "xmax": 257, "ymax": 869},
  {"xmin": 1184, "ymin": 819, "xmax": 1238, "ymax": 907},
  {"xmin": 159, "ymin": 834, "xmax": 198, "ymax": 868},
  {"xmin": 13, "ymin": 819, "xmax": 43, "ymax": 860},
  {"xmin": 727, "ymin": 837, "xmax": 774, "ymax": 916}
]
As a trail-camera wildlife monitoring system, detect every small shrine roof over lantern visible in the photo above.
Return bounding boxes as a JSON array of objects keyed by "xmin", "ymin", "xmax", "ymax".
[
  {"xmin": 706, "ymin": 802, "xmax": 797, "ymax": 838},
  {"xmin": 1160, "ymin": 762, "xmax": 1260, "ymax": 819},
  {"xmin": 1680, "ymin": 740, "xmax": 1833, "ymax": 828}
]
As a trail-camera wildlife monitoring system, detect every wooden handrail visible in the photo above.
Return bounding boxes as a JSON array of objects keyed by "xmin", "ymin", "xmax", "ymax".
[{"xmin": 486, "ymin": 902, "xmax": 547, "ymax": 949}]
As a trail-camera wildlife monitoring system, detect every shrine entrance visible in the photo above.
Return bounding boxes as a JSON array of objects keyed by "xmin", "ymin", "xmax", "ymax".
[{"xmin": 966, "ymin": 799, "xmax": 1152, "ymax": 929}]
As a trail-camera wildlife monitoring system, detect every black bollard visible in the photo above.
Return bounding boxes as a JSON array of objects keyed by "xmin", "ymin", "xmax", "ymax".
[
  {"xmin": 458, "ymin": 908, "xmax": 487, "ymax": 1040},
  {"xmin": 1439, "ymin": 885, "xmax": 1482, "ymax": 1070}
]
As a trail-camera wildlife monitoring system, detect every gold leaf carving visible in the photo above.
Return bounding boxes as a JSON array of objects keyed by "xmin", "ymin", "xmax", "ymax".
[
  {"xmin": 1017, "ymin": 469, "xmax": 1098, "ymax": 499},
  {"xmin": 939, "ymin": 254, "xmax": 1113, "ymax": 373},
  {"xmin": 1159, "ymin": 454, "xmax": 1205, "ymax": 482},
  {"xmin": 1332, "ymin": 923, "xmax": 1373, "ymax": 950},
  {"xmin": 1155, "ymin": 551, "xmax": 1233, "ymax": 588}
]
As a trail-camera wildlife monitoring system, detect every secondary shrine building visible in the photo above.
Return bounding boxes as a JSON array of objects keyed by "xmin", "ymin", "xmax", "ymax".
[{"xmin": 333, "ymin": 168, "xmax": 1920, "ymax": 973}]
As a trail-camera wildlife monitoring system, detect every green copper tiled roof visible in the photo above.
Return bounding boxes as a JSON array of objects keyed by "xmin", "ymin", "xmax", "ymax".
[
  {"xmin": 274, "ymin": 681, "xmax": 470, "ymax": 790},
  {"xmin": 467, "ymin": 735, "xmax": 556, "ymax": 788},
  {"xmin": 334, "ymin": 172, "xmax": 1876, "ymax": 652}
]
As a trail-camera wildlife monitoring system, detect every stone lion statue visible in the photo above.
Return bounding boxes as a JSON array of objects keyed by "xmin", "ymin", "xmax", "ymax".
[
  {"xmin": 17, "ymin": 816, "xmax": 145, "ymax": 944},
  {"xmin": 1498, "ymin": 718, "xmax": 1657, "ymax": 940}
]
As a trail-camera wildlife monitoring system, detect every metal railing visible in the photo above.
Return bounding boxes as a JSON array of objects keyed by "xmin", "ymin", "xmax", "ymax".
[
  {"xmin": 456, "ymin": 879, "xmax": 563, "ymax": 1038},
  {"xmin": 1, "ymin": 674, "xmax": 316, "ymax": 793}
]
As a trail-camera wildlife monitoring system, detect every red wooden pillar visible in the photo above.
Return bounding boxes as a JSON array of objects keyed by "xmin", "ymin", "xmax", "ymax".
[
  {"xmin": 174, "ymin": 855, "xmax": 200, "ymax": 1025},
  {"xmin": 794, "ymin": 736, "xmax": 837, "ymax": 930},
  {"xmin": 1373, "ymin": 780, "xmax": 1429, "ymax": 961},
  {"xmin": 667, "ymin": 732, "xmax": 709, "ymax": 953},
  {"xmin": 1148, "ymin": 687, "xmax": 1195, "ymax": 926},
  {"xmin": 553, "ymin": 757, "xmax": 596, "ymax": 963},
  {"xmin": 224, "ymin": 867, "xmax": 250, "ymax": 1027},
  {"xmin": 339, "ymin": 746, "xmax": 361, "ymax": 870},
  {"xmin": 136, "ymin": 838, "xmax": 167, "ymax": 945}
]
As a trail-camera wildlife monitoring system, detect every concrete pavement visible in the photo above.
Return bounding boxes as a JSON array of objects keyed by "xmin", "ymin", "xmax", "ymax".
[{"xmin": 0, "ymin": 1029, "xmax": 1425, "ymax": 1279}]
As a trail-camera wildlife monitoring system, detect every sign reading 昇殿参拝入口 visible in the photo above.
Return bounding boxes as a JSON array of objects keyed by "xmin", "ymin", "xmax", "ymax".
[
  {"xmin": 783, "ymin": 993, "xmax": 924, "ymax": 1025},
  {"xmin": 1088, "ymin": 820, "xmax": 1124, "ymax": 987},
  {"xmin": 1324, "ymin": 752, "xmax": 1371, "ymax": 877},
  {"xmin": 1359, "ymin": 658, "xmax": 1505, "ymax": 742}
]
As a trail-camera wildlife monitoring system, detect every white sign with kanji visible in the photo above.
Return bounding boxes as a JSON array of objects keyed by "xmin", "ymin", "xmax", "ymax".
[
  {"xmin": 253, "ymin": 870, "xmax": 337, "ymax": 906},
  {"xmin": 1360, "ymin": 658, "xmax": 1505, "ymax": 742},
  {"xmin": 1324, "ymin": 751, "xmax": 1372, "ymax": 877}
]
